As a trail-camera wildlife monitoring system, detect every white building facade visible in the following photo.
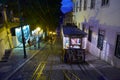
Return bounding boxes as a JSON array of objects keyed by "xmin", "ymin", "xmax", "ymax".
[{"xmin": 73, "ymin": 0, "xmax": 120, "ymax": 68}]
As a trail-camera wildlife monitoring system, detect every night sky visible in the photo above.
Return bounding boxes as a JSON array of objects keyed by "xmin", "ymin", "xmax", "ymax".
[{"xmin": 61, "ymin": 0, "xmax": 73, "ymax": 14}]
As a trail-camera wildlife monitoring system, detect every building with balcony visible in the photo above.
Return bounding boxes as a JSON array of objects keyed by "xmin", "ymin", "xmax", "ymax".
[{"xmin": 72, "ymin": 0, "xmax": 120, "ymax": 68}]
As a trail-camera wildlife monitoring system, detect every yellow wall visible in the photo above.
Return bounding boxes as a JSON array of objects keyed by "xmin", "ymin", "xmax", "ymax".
[{"xmin": 0, "ymin": 27, "xmax": 13, "ymax": 60}]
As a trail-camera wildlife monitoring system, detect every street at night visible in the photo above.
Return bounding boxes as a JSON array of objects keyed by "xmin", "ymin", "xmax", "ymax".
[
  {"xmin": 0, "ymin": 0, "xmax": 120, "ymax": 80},
  {"xmin": 0, "ymin": 37, "xmax": 120, "ymax": 80}
]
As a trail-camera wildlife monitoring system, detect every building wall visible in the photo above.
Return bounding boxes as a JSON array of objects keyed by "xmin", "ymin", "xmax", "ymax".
[
  {"xmin": 0, "ymin": 27, "xmax": 13, "ymax": 60},
  {"xmin": 0, "ymin": 38, "xmax": 5, "ymax": 60},
  {"xmin": 0, "ymin": 4, "xmax": 16, "ymax": 60},
  {"xmin": 63, "ymin": 12, "xmax": 73, "ymax": 25},
  {"xmin": 73, "ymin": 0, "xmax": 120, "ymax": 68}
]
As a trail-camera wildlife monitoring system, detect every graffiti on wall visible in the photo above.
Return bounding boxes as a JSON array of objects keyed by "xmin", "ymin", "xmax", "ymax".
[{"xmin": 15, "ymin": 25, "xmax": 30, "ymax": 43}]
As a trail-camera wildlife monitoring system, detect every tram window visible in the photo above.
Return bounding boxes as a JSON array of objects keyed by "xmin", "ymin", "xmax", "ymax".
[
  {"xmin": 70, "ymin": 38, "xmax": 81, "ymax": 49},
  {"xmin": 63, "ymin": 37, "xmax": 69, "ymax": 49},
  {"xmin": 71, "ymin": 38, "xmax": 80, "ymax": 45},
  {"xmin": 115, "ymin": 34, "xmax": 120, "ymax": 58}
]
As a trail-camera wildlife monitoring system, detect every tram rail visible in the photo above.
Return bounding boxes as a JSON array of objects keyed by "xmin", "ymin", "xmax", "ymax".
[
  {"xmin": 63, "ymin": 70, "xmax": 80, "ymax": 80},
  {"xmin": 32, "ymin": 62, "xmax": 46, "ymax": 80},
  {"xmin": 32, "ymin": 38, "xmax": 56, "ymax": 80},
  {"xmin": 46, "ymin": 38, "xmax": 57, "ymax": 80},
  {"xmin": 62, "ymin": 64, "xmax": 81, "ymax": 80},
  {"xmin": 32, "ymin": 44, "xmax": 50, "ymax": 80},
  {"xmin": 47, "ymin": 55, "xmax": 54, "ymax": 80}
]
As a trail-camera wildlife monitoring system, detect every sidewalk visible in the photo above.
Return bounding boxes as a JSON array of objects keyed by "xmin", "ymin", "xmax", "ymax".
[
  {"xmin": 0, "ymin": 41, "xmax": 46, "ymax": 80},
  {"xmin": 85, "ymin": 53, "xmax": 120, "ymax": 80}
]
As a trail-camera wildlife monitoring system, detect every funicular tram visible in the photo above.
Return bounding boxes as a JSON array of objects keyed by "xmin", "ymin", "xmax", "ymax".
[{"xmin": 61, "ymin": 24, "xmax": 87, "ymax": 63}]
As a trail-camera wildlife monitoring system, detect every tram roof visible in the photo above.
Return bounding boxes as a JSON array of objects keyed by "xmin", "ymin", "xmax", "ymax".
[{"xmin": 62, "ymin": 25, "xmax": 87, "ymax": 37}]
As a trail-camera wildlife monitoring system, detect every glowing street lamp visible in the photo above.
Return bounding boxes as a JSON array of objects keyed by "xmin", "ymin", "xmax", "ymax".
[
  {"xmin": 52, "ymin": 32, "xmax": 56, "ymax": 35},
  {"xmin": 49, "ymin": 31, "xmax": 52, "ymax": 34},
  {"xmin": 37, "ymin": 27, "xmax": 41, "ymax": 32}
]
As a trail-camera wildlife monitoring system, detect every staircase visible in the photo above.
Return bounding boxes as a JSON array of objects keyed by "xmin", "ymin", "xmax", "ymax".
[{"xmin": 1, "ymin": 49, "xmax": 12, "ymax": 62}]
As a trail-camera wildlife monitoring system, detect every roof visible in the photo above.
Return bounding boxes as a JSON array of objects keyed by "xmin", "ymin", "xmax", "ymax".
[{"xmin": 62, "ymin": 25, "xmax": 87, "ymax": 37}]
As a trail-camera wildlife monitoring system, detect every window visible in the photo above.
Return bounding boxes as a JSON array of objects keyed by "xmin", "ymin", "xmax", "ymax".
[
  {"xmin": 73, "ymin": 3, "xmax": 75, "ymax": 12},
  {"xmin": 70, "ymin": 38, "xmax": 81, "ymax": 49},
  {"xmin": 84, "ymin": 0, "xmax": 87, "ymax": 10},
  {"xmin": 76, "ymin": 1, "xmax": 78, "ymax": 12},
  {"xmin": 101, "ymin": 0, "xmax": 109, "ymax": 7},
  {"xmin": 90, "ymin": 0, "xmax": 96, "ymax": 9},
  {"xmin": 88, "ymin": 27, "xmax": 92, "ymax": 42},
  {"xmin": 97, "ymin": 29, "xmax": 105, "ymax": 50},
  {"xmin": 82, "ymin": 24, "xmax": 85, "ymax": 32},
  {"xmin": 79, "ymin": 0, "xmax": 82, "ymax": 11},
  {"xmin": 115, "ymin": 34, "xmax": 120, "ymax": 58}
]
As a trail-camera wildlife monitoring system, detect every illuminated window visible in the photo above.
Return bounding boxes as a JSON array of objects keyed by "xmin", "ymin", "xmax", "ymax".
[
  {"xmin": 115, "ymin": 34, "xmax": 120, "ymax": 58},
  {"xmin": 88, "ymin": 27, "xmax": 92, "ymax": 42},
  {"xmin": 101, "ymin": 0, "xmax": 109, "ymax": 7},
  {"xmin": 84, "ymin": 0, "xmax": 87, "ymax": 10},
  {"xmin": 97, "ymin": 29, "xmax": 105, "ymax": 50},
  {"xmin": 90, "ymin": 0, "xmax": 96, "ymax": 9}
]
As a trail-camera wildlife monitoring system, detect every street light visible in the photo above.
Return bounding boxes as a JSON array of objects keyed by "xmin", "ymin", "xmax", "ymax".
[
  {"xmin": 36, "ymin": 27, "xmax": 41, "ymax": 31},
  {"xmin": 18, "ymin": 0, "xmax": 27, "ymax": 58}
]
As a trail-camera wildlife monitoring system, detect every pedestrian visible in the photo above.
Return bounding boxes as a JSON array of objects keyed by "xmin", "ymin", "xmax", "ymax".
[
  {"xmin": 33, "ymin": 38, "xmax": 36, "ymax": 48},
  {"xmin": 38, "ymin": 37, "xmax": 41, "ymax": 48},
  {"xmin": 28, "ymin": 39, "xmax": 31, "ymax": 49}
]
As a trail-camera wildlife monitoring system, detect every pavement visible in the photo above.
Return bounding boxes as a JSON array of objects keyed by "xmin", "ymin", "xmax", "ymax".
[
  {"xmin": 0, "ymin": 41, "xmax": 46, "ymax": 80},
  {"xmin": 85, "ymin": 53, "xmax": 120, "ymax": 80},
  {"xmin": 0, "ymin": 40, "xmax": 120, "ymax": 80}
]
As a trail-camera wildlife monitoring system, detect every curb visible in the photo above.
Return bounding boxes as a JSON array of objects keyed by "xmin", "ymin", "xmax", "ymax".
[
  {"xmin": 4, "ymin": 50, "xmax": 39, "ymax": 80},
  {"xmin": 4, "ymin": 42, "xmax": 47, "ymax": 80}
]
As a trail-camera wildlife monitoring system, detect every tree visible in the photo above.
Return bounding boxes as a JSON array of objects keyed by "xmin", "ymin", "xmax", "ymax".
[{"xmin": 7, "ymin": 0, "xmax": 61, "ymax": 31}]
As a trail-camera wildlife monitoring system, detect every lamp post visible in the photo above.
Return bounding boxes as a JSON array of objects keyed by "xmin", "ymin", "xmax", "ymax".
[{"xmin": 18, "ymin": 0, "xmax": 27, "ymax": 58}]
